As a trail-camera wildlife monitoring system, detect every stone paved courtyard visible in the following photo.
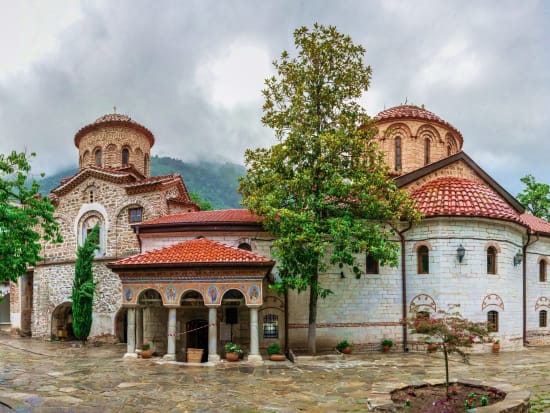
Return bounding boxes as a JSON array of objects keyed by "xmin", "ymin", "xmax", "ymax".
[{"xmin": 0, "ymin": 333, "xmax": 549, "ymax": 412}]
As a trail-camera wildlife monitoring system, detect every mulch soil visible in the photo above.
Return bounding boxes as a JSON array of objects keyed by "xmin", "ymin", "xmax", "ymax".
[{"xmin": 390, "ymin": 382, "xmax": 506, "ymax": 412}]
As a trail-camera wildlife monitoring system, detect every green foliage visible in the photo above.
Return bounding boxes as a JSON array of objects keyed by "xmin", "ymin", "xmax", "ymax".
[
  {"xmin": 141, "ymin": 341, "xmax": 151, "ymax": 350},
  {"xmin": 0, "ymin": 151, "xmax": 61, "ymax": 283},
  {"xmin": 336, "ymin": 339, "xmax": 352, "ymax": 351},
  {"xmin": 517, "ymin": 174, "xmax": 550, "ymax": 221},
  {"xmin": 225, "ymin": 342, "xmax": 242, "ymax": 353},
  {"xmin": 267, "ymin": 342, "xmax": 282, "ymax": 355},
  {"xmin": 381, "ymin": 338, "xmax": 393, "ymax": 348},
  {"xmin": 407, "ymin": 310, "xmax": 489, "ymax": 398},
  {"xmin": 239, "ymin": 24, "xmax": 419, "ymax": 353},
  {"xmin": 190, "ymin": 192, "xmax": 213, "ymax": 211},
  {"xmin": 37, "ymin": 157, "xmax": 245, "ymax": 210},
  {"xmin": 71, "ymin": 225, "xmax": 99, "ymax": 342}
]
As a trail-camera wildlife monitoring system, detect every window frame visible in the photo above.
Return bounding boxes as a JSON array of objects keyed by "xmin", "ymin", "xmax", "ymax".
[
  {"xmin": 424, "ymin": 138, "xmax": 430, "ymax": 165},
  {"xmin": 122, "ymin": 147, "xmax": 130, "ymax": 166},
  {"xmin": 417, "ymin": 245, "xmax": 430, "ymax": 274},
  {"xmin": 487, "ymin": 310, "xmax": 499, "ymax": 332},
  {"xmin": 540, "ymin": 260, "xmax": 547, "ymax": 282},
  {"xmin": 128, "ymin": 207, "xmax": 143, "ymax": 223},
  {"xmin": 394, "ymin": 136, "xmax": 402, "ymax": 171},
  {"xmin": 263, "ymin": 314, "xmax": 279, "ymax": 339},
  {"xmin": 94, "ymin": 148, "xmax": 102, "ymax": 167},
  {"xmin": 540, "ymin": 310, "xmax": 548, "ymax": 328},
  {"xmin": 487, "ymin": 246, "xmax": 497, "ymax": 274},
  {"xmin": 366, "ymin": 253, "xmax": 379, "ymax": 274}
]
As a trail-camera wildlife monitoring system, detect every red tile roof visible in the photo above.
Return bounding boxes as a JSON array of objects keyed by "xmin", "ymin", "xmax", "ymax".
[
  {"xmin": 124, "ymin": 174, "xmax": 180, "ymax": 188},
  {"xmin": 140, "ymin": 209, "xmax": 262, "ymax": 226},
  {"xmin": 520, "ymin": 213, "xmax": 550, "ymax": 235},
  {"xmin": 111, "ymin": 238, "xmax": 273, "ymax": 266},
  {"xmin": 411, "ymin": 177, "xmax": 521, "ymax": 222},
  {"xmin": 375, "ymin": 105, "xmax": 463, "ymax": 143}
]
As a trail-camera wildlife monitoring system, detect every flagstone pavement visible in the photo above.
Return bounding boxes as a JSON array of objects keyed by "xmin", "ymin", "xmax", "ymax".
[{"xmin": 0, "ymin": 334, "xmax": 548, "ymax": 412}]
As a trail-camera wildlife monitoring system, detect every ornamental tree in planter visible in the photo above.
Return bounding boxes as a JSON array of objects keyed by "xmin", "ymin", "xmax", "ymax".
[
  {"xmin": 407, "ymin": 310, "xmax": 489, "ymax": 398},
  {"xmin": 267, "ymin": 343, "xmax": 286, "ymax": 361}
]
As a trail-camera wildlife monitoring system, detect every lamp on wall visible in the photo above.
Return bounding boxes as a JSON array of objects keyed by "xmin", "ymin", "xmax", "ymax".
[
  {"xmin": 457, "ymin": 244, "xmax": 465, "ymax": 263},
  {"xmin": 514, "ymin": 250, "xmax": 523, "ymax": 266}
]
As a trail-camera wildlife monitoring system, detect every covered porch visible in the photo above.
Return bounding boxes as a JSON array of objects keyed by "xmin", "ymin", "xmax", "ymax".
[{"xmin": 108, "ymin": 237, "xmax": 274, "ymax": 362}]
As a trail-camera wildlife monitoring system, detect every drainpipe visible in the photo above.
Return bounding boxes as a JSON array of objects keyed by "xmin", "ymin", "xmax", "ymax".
[
  {"xmin": 523, "ymin": 232, "xmax": 538, "ymax": 346},
  {"xmin": 398, "ymin": 222, "xmax": 413, "ymax": 352}
]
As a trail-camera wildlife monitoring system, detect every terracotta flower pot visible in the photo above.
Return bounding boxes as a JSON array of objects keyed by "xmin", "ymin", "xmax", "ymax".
[
  {"xmin": 226, "ymin": 352, "xmax": 240, "ymax": 362},
  {"xmin": 382, "ymin": 345, "xmax": 391, "ymax": 353},
  {"xmin": 269, "ymin": 354, "xmax": 286, "ymax": 361},
  {"xmin": 427, "ymin": 343, "xmax": 439, "ymax": 353},
  {"xmin": 492, "ymin": 343, "xmax": 500, "ymax": 353},
  {"xmin": 140, "ymin": 349, "xmax": 152, "ymax": 359},
  {"xmin": 340, "ymin": 346, "xmax": 352, "ymax": 354}
]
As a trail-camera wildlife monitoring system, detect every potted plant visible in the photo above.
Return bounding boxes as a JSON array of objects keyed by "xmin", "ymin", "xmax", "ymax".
[
  {"xmin": 492, "ymin": 339, "xmax": 500, "ymax": 353},
  {"xmin": 336, "ymin": 339, "xmax": 352, "ymax": 354},
  {"xmin": 381, "ymin": 338, "xmax": 393, "ymax": 352},
  {"xmin": 267, "ymin": 343, "xmax": 286, "ymax": 361},
  {"xmin": 426, "ymin": 338, "xmax": 439, "ymax": 353},
  {"xmin": 225, "ymin": 342, "xmax": 242, "ymax": 362},
  {"xmin": 140, "ymin": 341, "xmax": 152, "ymax": 359}
]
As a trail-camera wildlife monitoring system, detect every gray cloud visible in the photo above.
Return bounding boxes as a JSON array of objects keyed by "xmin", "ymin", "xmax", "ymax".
[{"xmin": 0, "ymin": 0, "xmax": 548, "ymax": 196}]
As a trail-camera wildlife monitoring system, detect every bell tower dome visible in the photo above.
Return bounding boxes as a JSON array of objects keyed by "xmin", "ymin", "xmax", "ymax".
[{"xmin": 74, "ymin": 112, "xmax": 155, "ymax": 177}]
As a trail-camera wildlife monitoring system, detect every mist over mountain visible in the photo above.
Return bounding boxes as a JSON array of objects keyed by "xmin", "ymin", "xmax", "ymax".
[{"xmin": 38, "ymin": 155, "xmax": 245, "ymax": 210}]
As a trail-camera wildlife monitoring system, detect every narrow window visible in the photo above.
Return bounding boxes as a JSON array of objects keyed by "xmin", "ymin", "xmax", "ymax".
[
  {"xmin": 487, "ymin": 247, "xmax": 497, "ymax": 274},
  {"xmin": 122, "ymin": 148, "xmax": 130, "ymax": 165},
  {"xmin": 447, "ymin": 144, "xmax": 452, "ymax": 157},
  {"xmin": 424, "ymin": 138, "xmax": 430, "ymax": 165},
  {"xmin": 366, "ymin": 253, "xmax": 379, "ymax": 274},
  {"xmin": 89, "ymin": 191, "xmax": 94, "ymax": 203},
  {"xmin": 540, "ymin": 310, "xmax": 548, "ymax": 327},
  {"xmin": 540, "ymin": 260, "xmax": 547, "ymax": 282},
  {"xmin": 128, "ymin": 207, "xmax": 143, "ymax": 223},
  {"xmin": 394, "ymin": 137, "xmax": 402, "ymax": 171},
  {"xmin": 487, "ymin": 310, "xmax": 499, "ymax": 332},
  {"xmin": 94, "ymin": 149, "xmax": 102, "ymax": 167},
  {"xmin": 417, "ymin": 245, "xmax": 429, "ymax": 274},
  {"xmin": 263, "ymin": 314, "xmax": 279, "ymax": 339}
]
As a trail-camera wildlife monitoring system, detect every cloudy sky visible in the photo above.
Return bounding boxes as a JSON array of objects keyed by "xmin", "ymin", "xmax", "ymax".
[{"xmin": 0, "ymin": 0, "xmax": 548, "ymax": 196}]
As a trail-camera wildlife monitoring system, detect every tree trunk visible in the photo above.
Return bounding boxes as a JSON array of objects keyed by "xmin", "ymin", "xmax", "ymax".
[
  {"xmin": 444, "ymin": 345, "xmax": 450, "ymax": 398},
  {"xmin": 307, "ymin": 273, "xmax": 318, "ymax": 354}
]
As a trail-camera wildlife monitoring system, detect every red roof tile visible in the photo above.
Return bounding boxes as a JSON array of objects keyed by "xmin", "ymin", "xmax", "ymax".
[
  {"xmin": 111, "ymin": 238, "xmax": 273, "ymax": 266},
  {"xmin": 124, "ymin": 174, "xmax": 180, "ymax": 188},
  {"xmin": 520, "ymin": 213, "xmax": 550, "ymax": 234},
  {"xmin": 141, "ymin": 209, "xmax": 262, "ymax": 226},
  {"xmin": 375, "ymin": 105, "xmax": 463, "ymax": 143},
  {"xmin": 411, "ymin": 177, "xmax": 521, "ymax": 222}
]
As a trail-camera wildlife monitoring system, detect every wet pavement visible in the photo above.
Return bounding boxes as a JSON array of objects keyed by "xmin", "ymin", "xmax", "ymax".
[{"xmin": 0, "ymin": 334, "xmax": 549, "ymax": 412}]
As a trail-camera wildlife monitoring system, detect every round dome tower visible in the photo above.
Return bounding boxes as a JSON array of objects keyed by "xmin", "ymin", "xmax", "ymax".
[
  {"xmin": 74, "ymin": 112, "xmax": 155, "ymax": 177},
  {"xmin": 374, "ymin": 105, "xmax": 463, "ymax": 175}
]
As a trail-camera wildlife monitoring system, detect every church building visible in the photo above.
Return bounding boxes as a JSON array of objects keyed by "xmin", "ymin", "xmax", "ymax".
[{"xmin": 5, "ymin": 105, "xmax": 550, "ymax": 361}]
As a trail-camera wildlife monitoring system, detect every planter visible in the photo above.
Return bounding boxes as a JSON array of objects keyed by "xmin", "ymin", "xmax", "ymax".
[
  {"xmin": 187, "ymin": 347, "xmax": 203, "ymax": 363},
  {"xmin": 269, "ymin": 354, "xmax": 286, "ymax": 361},
  {"xmin": 340, "ymin": 346, "xmax": 352, "ymax": 354},
  {"xmin": 492, "ymin": 342, "xmax": 500, "ymax": 353},
  {"xmin": 382, "ymin": 345, "xmax": 392, "ymax": 353},
  {"xmin": 426, "ymin": 343, "xmax": 439, "ymax": 353},
  {"xmin": 140, "ymin": 349, "xmax": 152, "ymax": 359},
  {"xmin": 226, "ymin": 352, "xmax": 240, "ymax": 362}
]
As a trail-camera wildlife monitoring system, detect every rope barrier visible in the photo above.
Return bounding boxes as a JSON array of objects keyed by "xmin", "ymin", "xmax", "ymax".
[{"xmin": 168, "ymin": 323, "xmax": 215, "ymax": 337}]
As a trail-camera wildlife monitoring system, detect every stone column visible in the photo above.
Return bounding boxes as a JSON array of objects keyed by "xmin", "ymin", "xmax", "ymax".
[
  {"xmin": 248, "ymin": 306, "xmax": 262, "ymax": 362},
  {"xmin": 124, "ymin": 307, "xmax": 137, "ymax": 358},
  {"xmin": 163, "ymin": 307, "xmax": 177, "ymax": 360},
  {"xmin": 207, "ymin": 306, "xmax": 220, "ymax": 362},
  {"xmin": 135, "ymin": 307, "xmax": 143, "ymax": 348}
]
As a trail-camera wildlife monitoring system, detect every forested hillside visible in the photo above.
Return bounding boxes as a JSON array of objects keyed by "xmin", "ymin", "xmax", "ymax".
[{"xmin": 38, "ymin": 156, "xmax": 245, "ymax": 209}]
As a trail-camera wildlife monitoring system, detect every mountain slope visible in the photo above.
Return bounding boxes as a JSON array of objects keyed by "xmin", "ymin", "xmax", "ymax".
[{"xmin": 38, "ymin": 156, "xmax": 245, "ymax": 209}]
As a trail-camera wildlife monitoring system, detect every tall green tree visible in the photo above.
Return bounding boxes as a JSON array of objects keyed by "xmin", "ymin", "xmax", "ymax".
[
  {"xmin": 71, "ymin": 224, "xmax": 99, "ymax": 343},
  {"xmin": 0, "ymin": 151, "xmax": 61, "ymax": 283},
  {"xmin": 239, "ymin": 24, "xmax": 419, "ymax": 353},
  {"xmin": 517, "ymin": 174, "xmax": 550, "ymax": 221}
]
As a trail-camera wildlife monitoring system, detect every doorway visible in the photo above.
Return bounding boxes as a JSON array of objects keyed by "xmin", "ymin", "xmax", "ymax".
[{"xmin": 187, "ymin": 319, "xmax": 209, "ymax": 362}]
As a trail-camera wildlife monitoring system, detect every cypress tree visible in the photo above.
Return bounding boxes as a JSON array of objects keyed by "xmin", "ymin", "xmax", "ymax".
[{"xmin": 71, "ymin": 224, "xmax": 100, "ymax": 343}]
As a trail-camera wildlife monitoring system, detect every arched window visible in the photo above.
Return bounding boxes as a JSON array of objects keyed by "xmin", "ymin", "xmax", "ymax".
[
  {"xmin": 540, "ymin": 260, "xmax": 547, "ymax": 282},
  {"xmin": 394, "ymin": 137, "xmax": 402, "ymax": 171},
  {"xmin": 122, "ymin": 148, "xmax": 130, "ymax": 166},
  {"xmin": 424, "ymin": 138, "xmax": 430, "ymax": 165},
  {"xmin": 263, "ymin": 314, "xmax": 279, "ymax": 338},
  {"xmin": 487, "ymin": 310, "xmax": 499, "ymax": 332},
  {"xmin": 540, "ymin": 310, "xmax": 548, "ymax": 327},
  {"xmin": 94, "ymin": 148, "xmax": 102, "ymax": 167},
  {"xmin": 487, "ymin": 247, "xmax": 497, "ymax": 274},
  {"xmin": 238, "ymin": 243, "xmax": 252, "ymax": 251},
  {"xmin": 417, "ymin": 245, "xmax": 429, "ymax": 274},
  {"xmin": 447, "ymin": 144, "xmax": 452, "ymax": 157}
]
